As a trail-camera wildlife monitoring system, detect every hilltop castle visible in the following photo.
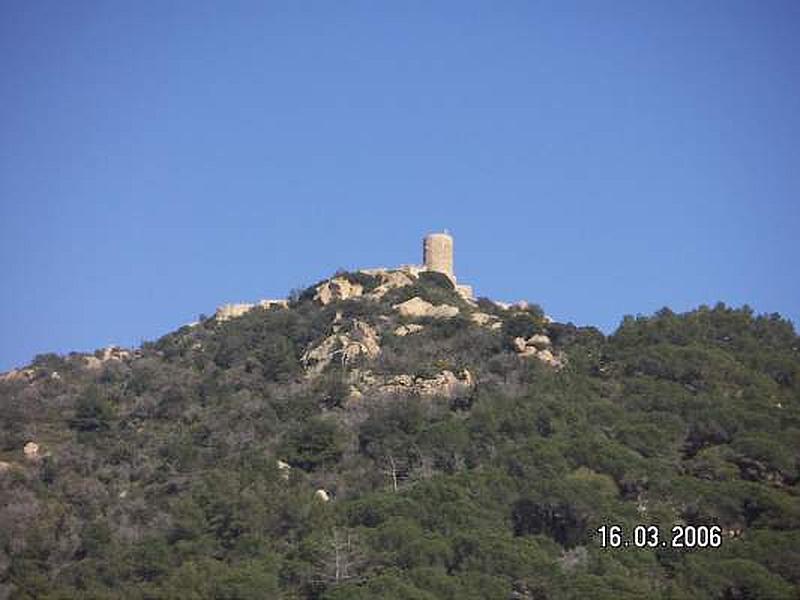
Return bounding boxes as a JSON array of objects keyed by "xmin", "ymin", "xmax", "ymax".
[
  {"xmin": 215, "ymin": 232, "xmax": 473, "ymax": 321},
  {"xmin": 419, "ymin": 231, "xmax": 473, "ymax": 299},
  {"xmin": 360, "ymin": 231, "xmax": 473, "ymax": 299}
]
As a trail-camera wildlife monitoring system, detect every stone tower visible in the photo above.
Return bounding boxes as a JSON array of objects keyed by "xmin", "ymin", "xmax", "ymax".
[{"xmin": 423, "ymin": 232, "xmax": 454, "ymax": 279}]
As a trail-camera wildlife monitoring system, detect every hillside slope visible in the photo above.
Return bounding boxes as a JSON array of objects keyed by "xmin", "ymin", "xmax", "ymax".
[{"xmin": 1, "ymin": 270, "xmax": 799, "ymax": 599}]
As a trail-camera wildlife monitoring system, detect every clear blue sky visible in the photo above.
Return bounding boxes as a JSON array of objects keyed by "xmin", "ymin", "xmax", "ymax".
[{"xmin": 1, "ymin": 1, "xmax": 798, "ymax": 371}]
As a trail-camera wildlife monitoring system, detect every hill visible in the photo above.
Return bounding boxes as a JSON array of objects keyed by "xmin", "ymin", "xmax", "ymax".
[{"xmin": 1, "ymin": 269, "xmax": 799, "ymax": 599}]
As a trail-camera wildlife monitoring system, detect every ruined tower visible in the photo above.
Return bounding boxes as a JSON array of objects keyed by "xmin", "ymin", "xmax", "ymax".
[{"xmin": 423, "ymin": 232, "xmax": 454, "ymax": 279}]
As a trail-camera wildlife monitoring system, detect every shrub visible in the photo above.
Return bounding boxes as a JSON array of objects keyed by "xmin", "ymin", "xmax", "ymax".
[{"xmin": 282, "ymin": 417, "xmax": 346, "ymax": 471}]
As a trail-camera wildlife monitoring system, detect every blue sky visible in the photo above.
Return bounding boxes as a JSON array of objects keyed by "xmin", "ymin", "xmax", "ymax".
[{"xmin": 1, "ymin": 1, "xmax": 798, "ymax": 371}]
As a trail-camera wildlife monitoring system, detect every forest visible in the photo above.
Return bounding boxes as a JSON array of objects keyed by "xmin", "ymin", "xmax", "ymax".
[{"xmin": 1, "ymin": 271, "xmax": 798, "ymax": 599}]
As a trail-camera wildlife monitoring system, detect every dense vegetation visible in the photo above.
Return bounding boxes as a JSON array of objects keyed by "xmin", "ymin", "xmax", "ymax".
[{"xmin": 1, "ymin": 277, "xmax": 798, "ymax": 599}]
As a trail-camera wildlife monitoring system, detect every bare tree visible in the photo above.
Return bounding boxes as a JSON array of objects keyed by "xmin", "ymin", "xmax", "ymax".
[
  {"xmin": 315, "ymin": 528, "xmax": 365, "ymax": 585},
  {"xmin": 383, "ymin": 454, "xmax": 400, "ymax": 492}
]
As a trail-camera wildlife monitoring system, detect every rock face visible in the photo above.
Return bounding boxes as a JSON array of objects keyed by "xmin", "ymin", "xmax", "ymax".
[
  {"xmin": 315, "ymin": 277, "xmax": 364, "ymax": 305},
  {"xmin": 315, "ymin": 270, "xmax": 420, "ymax": 303},
  {"xmin": 301, "ymin": 319, "xmax": 381, "ymax": 374},
  {"xmin": 393, "ymin": 297, "xmax": 459, "ymax": 319}
]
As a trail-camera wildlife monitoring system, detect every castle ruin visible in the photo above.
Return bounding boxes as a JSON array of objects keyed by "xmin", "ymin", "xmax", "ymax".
[
  {"xmin": 422, "ymin": 231, "xmax": 473, "ymax": 298},
  {"xmin": 423, "ymin": 232, "xmax": 454, "ymax": 279},
  {"xmin": 362, "ymin": 231, "xmax": 473, "ymax": 299},
  {"xmin": 215, "ymin": 232, "xmax": 473, "ymax": 321}
]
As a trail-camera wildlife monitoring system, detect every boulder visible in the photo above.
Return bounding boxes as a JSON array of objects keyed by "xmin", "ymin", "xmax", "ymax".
[
  {"xmin": 393, "ymin": 297, "xmax": 459, "ymax": 319},
  {"xmin": 536, "ymin": 349, "xmax": 560, "ymax": 366},
  {"xmin": 84, "ymin": 356, "xmax": 103, "ymax": 370},
  {"xmin": 470, "ymin": 312, "xmax": 496, "ymax": 326},
  {"xmin": 23, "ymin": 442, "xmax": 40, "ymax": 461},
  {"xmin": 86, "ymin": 347, "xmax": 132, "ymax": 364},
  {"xmin": 394, "ymin": 324, "xmax": 424, "ymax": 337},
  {"xmin": 512, "ymin": 337, "xmax": 540, "ymax": 357},
  {"xmin": 526, "ymin": 334, "xmax": 552, "ymax": 349},
  {"xmin": 277, "ymin": 460, "xmax": 291, "ymax": 480}
]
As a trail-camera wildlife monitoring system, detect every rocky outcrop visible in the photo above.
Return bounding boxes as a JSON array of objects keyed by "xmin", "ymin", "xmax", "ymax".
[
  {"xmin": 527, "ymin": 334, "xmax": 552, "ymax": 349},
  {"xmin": 513, "ymin": 337, "xmax": 536, "ymax": 355},
  {"xmin": 348, "ymin": 368, "xmax": 474, "ymax": 400},
  {"xmin": 368, "ymin": 270, "xmax": 416, "ymax": 299},
  {"xmin": 379, "ymin": 369, "xmax": 473, "ymax": 397},
  {"xmin": 84, "ymin": 346, "xmax": 133, "ymax": 369},
  {"xmin": 512, "ymin": 334, "xmax": 564, "ymax": 368},
  {"xmin": 535, "ymin": 348, "xmax": 562, "ymax": 367},
  {"xmin": 0, "ymin": 368, "xmax": 36, "ymax": 383},
  {"xmin": 302, "ymin": 319, "xmax": 381, "ymax": 374},
  {"xmin": 470, "ymin": 312, "xmax": 502, "ymax": 329},
  {"xmin": 394, "ymin": 324, "xmax": 424, "ymax": 337},
  {"xmin": 315, "ymin": 277, "xmax": 364, "ymax": 305},
  {"xmin": 493, "ymin": 300, "xmax": 533, "ymax": 311},
  {"xmin": 393, "ymin": 297, "xmax": 459, "ymax": 319},
  {"xmin": 470, "ymin": 312, "xmax": 493, "ymax": 326}
]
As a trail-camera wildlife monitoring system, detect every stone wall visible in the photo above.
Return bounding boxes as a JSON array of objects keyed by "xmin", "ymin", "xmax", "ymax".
[{"xmin": 215, "ymin": 299, "xmax": 288, "ymax": 321}]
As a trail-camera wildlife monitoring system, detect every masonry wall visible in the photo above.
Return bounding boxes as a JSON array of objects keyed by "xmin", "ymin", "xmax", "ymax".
[{"xmin": 423, "ymin": 233, "xmax": 454, "ymax": 279}]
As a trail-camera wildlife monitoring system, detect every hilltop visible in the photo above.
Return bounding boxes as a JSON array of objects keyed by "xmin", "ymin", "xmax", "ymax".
[{"xmin": 1, "ymin": 267, "xmax": 799, "ymax": 599}]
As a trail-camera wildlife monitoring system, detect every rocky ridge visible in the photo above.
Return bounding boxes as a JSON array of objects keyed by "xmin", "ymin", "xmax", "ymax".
[{"xmin": 294, "ymin": 270, "xmax": 566, "ymax": 399}]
